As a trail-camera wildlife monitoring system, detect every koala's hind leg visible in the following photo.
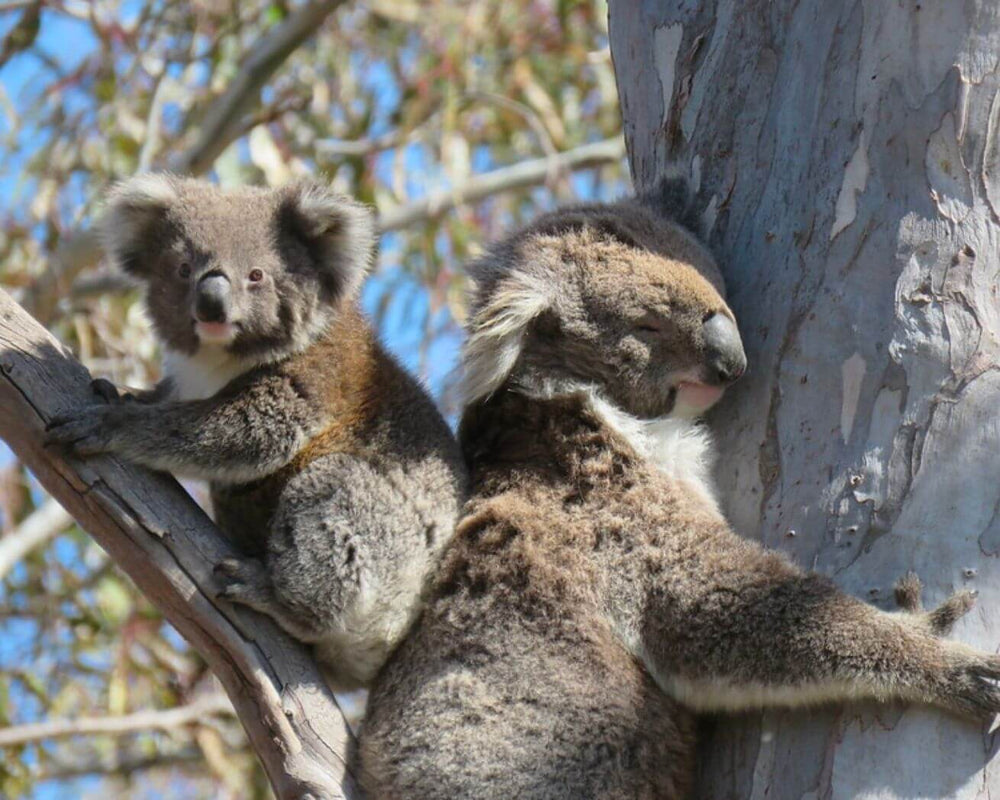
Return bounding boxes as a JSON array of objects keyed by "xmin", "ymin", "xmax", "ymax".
[
  {"xmin": 262, "ymin": 453, "xmax": 433, "ymax": 686},
  {"xmin": 213, "ymin": 556, "xmax": 327, "ymax": 642}
]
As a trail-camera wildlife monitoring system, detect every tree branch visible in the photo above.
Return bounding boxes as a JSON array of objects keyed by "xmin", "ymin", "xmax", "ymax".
[
  {"xmin": 0, "ymin": 497, "xmax": 71, "ymax": 580},
  {"xmin": 315, "ymin": 128, "xmax": 410, "ymax": 158},
  {"xmin": 0, "ymin": 694, "xmax": 233, "ymax": 748},
  {"xmin": 37, "ymin": 746, "xmax": 204, "ymax": 781},
  {"xmin": 377, "ymin": 136, "xmax": 625, "ymax": 231},
  {"xmin": 0, "ymin": 289, "xmax": 363, "ymax": 800},
  {"xmin": 171, "ymin": 0, "xmax": 348, "ymax": 176}
]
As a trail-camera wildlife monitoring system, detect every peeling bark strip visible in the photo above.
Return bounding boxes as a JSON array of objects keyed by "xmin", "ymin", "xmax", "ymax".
[
  {"xmin": 610, "ymin": 1, "xmax": 1000, "ymax": 797},
  {"xmin": 0, "ymin": 289, "xmax": 362, "ymax": 800}
]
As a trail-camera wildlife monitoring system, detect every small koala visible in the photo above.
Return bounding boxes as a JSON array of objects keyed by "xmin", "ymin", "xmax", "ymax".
[
  {"xmin": 360, "ymin": 184, "xmax": 1000, "ymax": 799},
  {"xmin": 48, "ymin": 175, "xmax": 467, "ymax": 690}
]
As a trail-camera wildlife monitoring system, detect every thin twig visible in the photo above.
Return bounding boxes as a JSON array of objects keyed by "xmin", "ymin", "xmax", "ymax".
[
  {"xmin": 37, "ymin": 745, "xmax": 203, "ymax": 781},
  {"xmin": 378, "ymin": 136, "xmax": 626, "ymax": 231},
  {"xmin": 0, "ymin": 498, "xmax": 72, "ymax": 581},
  {"xmin": 172, "ymin": 0, "xmax": 348, "ymax": 175},
  {"xmin": 137, "ymin": 70, "xmax": 169, "ymax": 172},
  {"xmin": 316, "ymin": 128, "xmax": 412, "ymax": 158},
  {"xmin": 465, "ymin": 90, "xmax": 558, "ymax": 160},
  {"xmin": 0, "ymin": 694, "xmax": 234, "ymax": 748}
]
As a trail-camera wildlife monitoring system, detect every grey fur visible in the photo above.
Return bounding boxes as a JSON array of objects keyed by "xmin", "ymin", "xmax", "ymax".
[
  {"xmin": 360, "ymin": 195, "xmax": 1000, "ymax": 799},
  {"xmin": 49, "ymin": 175, "xmax": 468, "ymax": 690}
]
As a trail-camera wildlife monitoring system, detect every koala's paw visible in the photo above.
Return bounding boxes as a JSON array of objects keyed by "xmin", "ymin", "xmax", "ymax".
[
  {"xmin": 45, "ymin": 404, "xmax": 120, "ymax": 456},
  {"xmin": 939, "ymin": 652, "xmax": 1000, "ymax": 720},
  {"xmin": 91, "ymin": 378, "xmax": 145, "ymax": 404},
  {"xmin": 894, "ymin": 571, "xmax": 976, "ymax": 636},
  {"xmin": 213, "ymin": 557, "xmax": 273, "ymax": 607},
  {"xmin": 90, "ymin": 378, "xmax": 122, "ymax": 404}
]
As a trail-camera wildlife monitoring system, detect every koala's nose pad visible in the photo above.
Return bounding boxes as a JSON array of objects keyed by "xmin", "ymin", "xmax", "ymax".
[
  {"xmin": 702, "ymin": 312, "xmax": 747, "ymax": 385},
  {"xmin": 194, "ymin": 274, "xmax": 231, "ymax": 323}
]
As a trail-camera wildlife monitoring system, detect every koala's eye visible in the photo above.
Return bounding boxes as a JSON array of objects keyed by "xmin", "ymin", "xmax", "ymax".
[
  {"xmin": 177, "ymin": 262, "xmax": 192, "ymax": 279},
  {"xmin": 633, "ymin": 314, "xmax": 664, "ymax": 334},
  {"xmin": 248, "ymin": 269, "xmax": 264, "ymax": 283}
]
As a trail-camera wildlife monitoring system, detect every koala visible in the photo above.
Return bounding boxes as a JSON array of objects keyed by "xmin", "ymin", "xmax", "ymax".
[
  {"xmin": 359, "ymin": 184, "xmax": 1000, "ymax": 799},
  {"xmin": 48, "ymin": 175, "xmax": 468, "ymax": 690}
]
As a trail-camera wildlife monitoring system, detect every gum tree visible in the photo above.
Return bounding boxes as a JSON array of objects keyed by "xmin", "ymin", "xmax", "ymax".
[{"xmin": 610, "ymin": 0, "xmax": 1000, "ymax": 796}]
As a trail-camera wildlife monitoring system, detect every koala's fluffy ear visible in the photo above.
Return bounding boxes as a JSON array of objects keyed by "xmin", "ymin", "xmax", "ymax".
[
  {"xmin": 99, "ymin": 174, "xmax": 179, "ymax": 276},
  {"xmin": 279, "ymin": 182, "xmax": 376, "ymax": 299},
  {"xmin": 636, "ymin": 169, "xmax": 704, "ymax": 237},
  {"xmin": 461, "ymin": 270, "xmax": 551, "ymax": 404}
]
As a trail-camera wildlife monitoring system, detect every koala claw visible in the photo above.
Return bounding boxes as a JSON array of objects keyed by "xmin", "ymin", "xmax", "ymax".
[
  {"xmin": 927, "ymin": 591, "xmax": 977, "ymax": 636},
  {"xmin": 45, "ymin": 406, "xmax": 115, "ymax": 456},
  {"xmin": 894, "ymin": 571, "xmax": 976, "ymax": 637},
  {"xmin": 91, "ymin": 378, "xmax": 143, "ymax": 404},
  {"xmin": 213, "ymin": 557, "xmax": 272, "ymax": 605},
  {"xmin": 943, "ymin": 654, "xmax": 1000, "ymax": 720},
  {"xmin": 893, "ymin": 571, "xmax": 924, "ymax": 613},
  {"xmin": 90, "ymin": 378, "xmax": 121, "ymax": 404}
]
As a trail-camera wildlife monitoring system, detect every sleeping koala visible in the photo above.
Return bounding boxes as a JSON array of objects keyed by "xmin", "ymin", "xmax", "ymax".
[
  {"xmin": 360, "ymin": 184, "xmax": 1000, "ymax": 799},
  {"xmin": 48, "ymin": 175, "xmax": 468, "ymax": 690}
]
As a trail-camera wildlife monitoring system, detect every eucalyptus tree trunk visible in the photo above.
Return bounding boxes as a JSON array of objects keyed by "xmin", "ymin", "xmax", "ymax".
[{"xmin": 610, "ymin": 1, "xmax": 1000, "ymax": 797}]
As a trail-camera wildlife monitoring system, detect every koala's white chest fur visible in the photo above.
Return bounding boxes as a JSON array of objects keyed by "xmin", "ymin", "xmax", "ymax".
[
  {"xmin": 163, "ymin": 347, "xmax": 254, "ymax": 401},
  {"xmin": 586, "ymin": 393, "xmax": 719, "ymax": 512}
]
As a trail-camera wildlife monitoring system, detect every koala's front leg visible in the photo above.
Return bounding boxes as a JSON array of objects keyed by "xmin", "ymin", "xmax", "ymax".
[
  {"xmin": 650, "ymin": 564, "xmax": 1000, "ymax": 719},
  {"xmin": 47, "ymin": 372, "xmax": 318, "ymax": 482}
]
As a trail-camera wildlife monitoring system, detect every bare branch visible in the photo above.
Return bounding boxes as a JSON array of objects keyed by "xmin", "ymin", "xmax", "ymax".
[
  {"xmin": 316, "ymin": 90, "xmax": 559, "ymax": 161},
  {"xmin": 0, "ymin": 289, "xmax": 363, "ymax": 800},
  {"xmin": 68, "ymin": 269, "xmax": 140, "ymax": 301},
  {"xmin": 0, "ymin": 694, "xmax": 234, "ymax": 748},
  {"xmin": 37, "ymin": 746, "xmax": 203, "ymax": 781},
  {"xmin": 465, "ymin": 91, "xmax": 558, "ymax": 160},
  {"xmin": 0, "ymin": 497, "xmax": 72, "ymax": 580},
  {"xmin": 136, "ymin": 70, "xmax": 169, "ymax": 173},
  {"xmin": 378, "ymin": 137, "xmax": 626, "ymax": 232},
  {"xmin": 316, "ymin": 129, "xmax": 411, "ymax": 158},
  {"xmin": 172, "ymin": 0, "xmax": 349, "ymax": 175},
  {"xmin": 22, "ymin": 218, "xmax": 103, "ymax": 325}
]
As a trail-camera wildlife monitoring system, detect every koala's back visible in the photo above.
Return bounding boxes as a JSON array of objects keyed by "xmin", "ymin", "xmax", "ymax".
[
  {"xmin": 362, "ymin": 566, "xmax": 695, "ymax": 800},
  {"xmin": 361, "ymin": 393, "xmax": 716, "ymax": 799}
]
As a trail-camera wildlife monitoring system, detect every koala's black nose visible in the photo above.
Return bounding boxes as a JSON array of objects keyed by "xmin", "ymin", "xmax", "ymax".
[
  {"xmin": 194, "ymin": 273, "xmax": 231, "ymax": 323},
  {"xmin": 702, "ymin": 312, "xmax": 746, "ymax": 385}
]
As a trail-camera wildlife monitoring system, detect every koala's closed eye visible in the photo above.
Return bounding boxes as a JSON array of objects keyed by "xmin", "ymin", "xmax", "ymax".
[{"xmin": 633, "ymin": 313, "xmax": 665, "ymax": 334}]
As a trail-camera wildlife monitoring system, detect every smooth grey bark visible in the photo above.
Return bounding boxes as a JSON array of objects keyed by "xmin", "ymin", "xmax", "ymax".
[
  {"xmin": 610, "ymin": 1, "xmax": 1000, "ymax": 797},
  {"xmin": 0, "ymin": 289, "xmax": 362, "ymax": 800}
]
